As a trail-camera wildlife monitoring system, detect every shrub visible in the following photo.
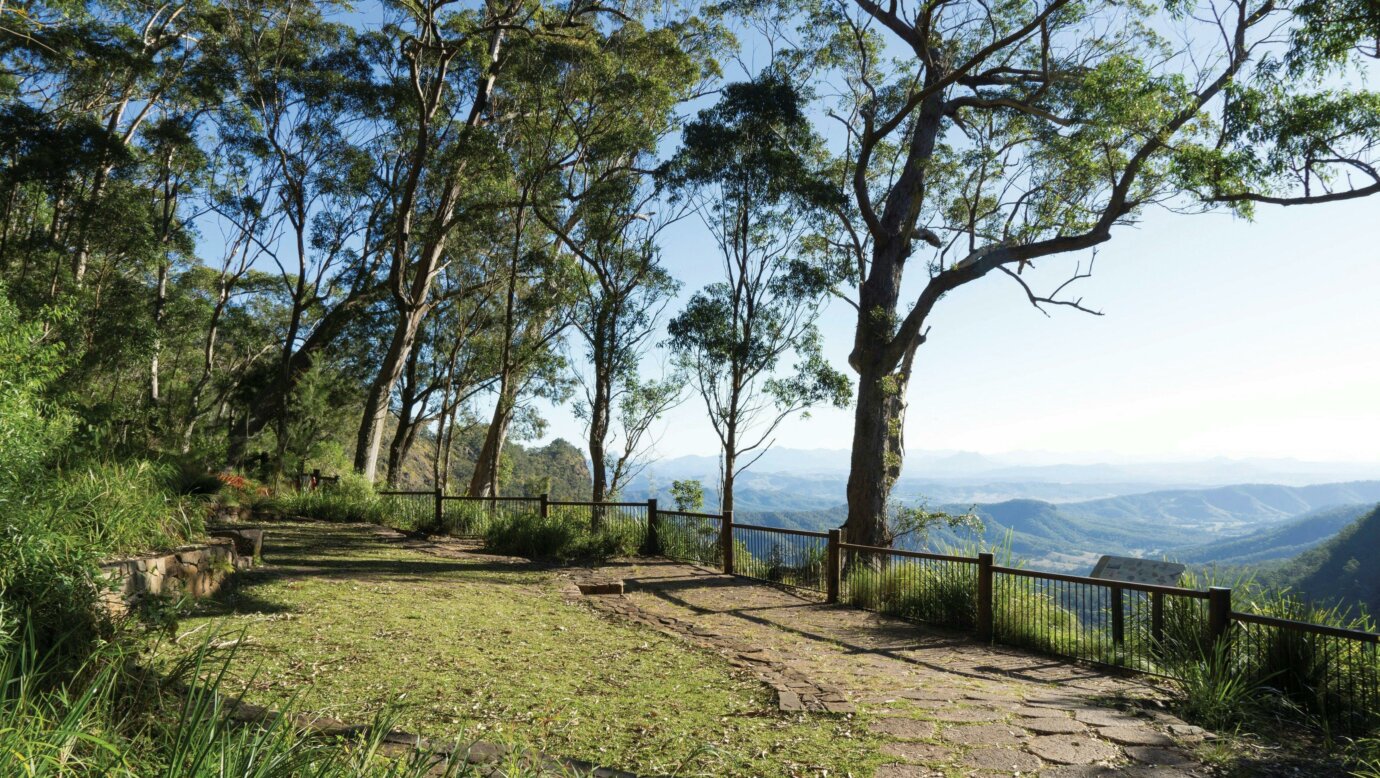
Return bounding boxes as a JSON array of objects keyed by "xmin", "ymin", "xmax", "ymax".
[
  {"xmin": 483, "ymin": 512, "xmax": 644, "ymax": 562},
  {"xmin": 844, "ymin": 559, "xmax": 980, "ymax": 630},
  {"xmin": 260, "ymin": 473, "xmax": 393, "ymax": 525},
  {"xmin": 34, "ymin": 460, "xmax": 205, "ymax": 557}
]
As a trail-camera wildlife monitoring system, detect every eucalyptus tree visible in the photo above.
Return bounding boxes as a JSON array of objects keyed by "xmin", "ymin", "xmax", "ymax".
[
  {"xmin": 756, "ymin": 0, "xmax": 1380, "ymax": 546},
  {"xmin": 662, "ymin": 75, "xmax": 852, "ymax": 513},
  {"xmin": 212, "ymin": 0, "xmax": 388, "ymax": 469},
  {"xmin": 528, "ymin": 19, "xmax": 718, "ymax": 502},
  {"xmin": 464, "ymin": 205, "xmax": 577, "ymax": 498}
]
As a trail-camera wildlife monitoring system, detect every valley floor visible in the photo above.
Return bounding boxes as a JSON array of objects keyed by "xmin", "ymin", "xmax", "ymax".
[{"xmin": 166, "ymin": 522, "xmax": 1341, "ymax": 777}]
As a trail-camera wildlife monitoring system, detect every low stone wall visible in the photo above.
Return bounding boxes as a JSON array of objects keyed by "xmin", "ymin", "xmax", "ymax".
[{"xmin": 99, "ymin": 528, "xmax": 264, "ymax": 614}]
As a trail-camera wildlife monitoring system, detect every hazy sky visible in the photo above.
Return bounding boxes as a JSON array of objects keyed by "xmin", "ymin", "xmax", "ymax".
[{"xmin": 537, "ymin": 195, "xmax": 1380, "ymax": 464}]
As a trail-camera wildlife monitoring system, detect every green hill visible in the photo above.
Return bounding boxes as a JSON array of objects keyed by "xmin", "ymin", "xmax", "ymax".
[
  {"xmin": 1175, "ymin": 504, "xmax": 1373, "ymax": 565},
  {"xmin": 1263, "ymin": 505, "xmax": 1380, "ymax": 613}
]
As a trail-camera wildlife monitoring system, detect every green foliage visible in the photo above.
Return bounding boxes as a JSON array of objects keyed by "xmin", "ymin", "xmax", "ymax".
[
  {"xmin": 260, "ymin": 473, "xmax": 393, "ymax": 526},
  {"xmin": 483, "ymin": 512, "xmax": 641, "ymax": 562},
  {"xmin": 0, "ymin": 626, "xmax": 537, "ymax": 777},
  {"xmin": 669, "ymin": 479, "xmax": 705, "ymax": 512},
  {"xmin": 1170, "ymin": 638, "xmax": 1269, "ymax": 733},
  {"xmin": 843, "ymin": 559, "xmax": 979, "ymax": 630}
]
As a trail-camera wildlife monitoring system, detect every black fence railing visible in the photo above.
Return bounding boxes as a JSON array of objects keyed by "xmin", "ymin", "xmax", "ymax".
[
  {"xmin": 658, "ymin": 510, "xmax": 722, "ymax": 567},
  {"xmin": 547, "ymin": 500, "xmax": 650, "ymax": 550},
  {"xmin": 734, "ymin": 522, "xmax": 829, "ymax": 595},
  {"xmin": 1231, "ymin": 611, "xmax": 1379, "ymax": 731},
  {"xmin": 991, "ymin": 566, "xmax": 1213, "ymax": 676},
  {"xmin": 839, "ymin": 543, "xmax": 980, "ymax": 631},
  {"xmin": 371, "ymin": 489, "xmax": 1380, "ymax": 731},
  {"xmin": 441, "ymin": 495, "xmax": 543, "ymax": 537},
  {"xmin": 376, "ymin": 490, "xmax": 434, "ymax": 528}
]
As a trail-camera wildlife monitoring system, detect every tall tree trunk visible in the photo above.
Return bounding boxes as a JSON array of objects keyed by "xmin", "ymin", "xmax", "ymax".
[
  {"xmin": 588, "ymin": 314, "xmax": 611, "ymax": 503},
  {"xmin": 355, "ymin": 305, "xmax": 426, "ymax": 482},
  {"xmin": 468, "ymin": 376, "xmax": 517, "ymax": 497},
  {"xmin": 843, "ymin": 236, "xmax": 911, "ymax": 547},
  {"xmin": 720, "ymin": 448, "xmax": 736, "ymax": 514}
]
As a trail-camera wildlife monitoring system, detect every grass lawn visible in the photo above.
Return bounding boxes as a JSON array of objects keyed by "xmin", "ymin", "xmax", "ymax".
[{"xmin": 161, "ymin": 522, "xmax": 882, "ymax": 777}]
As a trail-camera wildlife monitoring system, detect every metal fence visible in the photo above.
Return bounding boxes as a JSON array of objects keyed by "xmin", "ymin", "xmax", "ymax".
[
  {"xmin": 839, "ymin": 542, "xmax": 980, "ymax": 630},
  {"xmin": 1232, "ymin": 611, "xmax": 1380, "ymax": 730},
  {"xmin": 367, "ymin": 487, "xmax": 1380, "ymax": 731},
  {"xmin": 376, "ymin": 490, "xmax": 434, "ymax": 528},
  {"xmin": 440, "ymin": 495, "xmax": 543, "ymax": 537},
  {"xmin": 658, "ymin": 510, "xmax": 722, "ymax": 567},
  {"xmin": 990, "ymin": 566, "xmax": 1213, "ymax": 676},
  {"xmin": 547, "ymin": 500, "xmax": 650, "ymax": 550},
  {"xmin": 734, "ymin": 523, "xmax": 829, "ymax": 594}
]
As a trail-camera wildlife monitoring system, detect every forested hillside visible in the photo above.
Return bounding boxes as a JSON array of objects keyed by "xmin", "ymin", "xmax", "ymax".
[{"xmin": 1259, "ymin": 506, "xmax": 1380, "ymax": 614}]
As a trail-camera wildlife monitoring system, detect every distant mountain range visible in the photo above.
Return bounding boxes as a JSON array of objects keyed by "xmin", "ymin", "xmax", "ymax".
[
  {"xmin": 635, "ymin": 447, "xmax": 1380, "ymax": 491},
  {"xmin": 721, "ymin": 481, "xmax": 1380, "ymax": 574}
]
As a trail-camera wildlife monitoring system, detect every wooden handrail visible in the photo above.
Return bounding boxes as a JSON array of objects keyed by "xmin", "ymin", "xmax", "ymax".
[
  {"xmin": 839, "ymin": 542, "xmax": 977, "ymax": 565},
  {"xmin": 991, "ymin": 565, "xmax": 1211, "ymax": 599}
]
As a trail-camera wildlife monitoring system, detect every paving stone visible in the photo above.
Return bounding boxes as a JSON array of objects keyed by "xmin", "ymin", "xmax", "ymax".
[
  {"xmin": 1021, "ymin": 717, "xmax": 1087, "ymax": 735},
  {"xmin": 959, "ymin": 747, "xmax": 1043, "ymax": 772},
  {"xmin": 871, "ymin": 717, "xmax": 939, "ymax": 740},
  {"xmin": 881, "ymin": 742, "xmax": 953, "ymax": 763},
  {"xmin": 823, "ymin": 700, "xmax": 856, "ymax": 714},
  {"xmin": 1025, "ymin": 735, "xmax": 1122, "ymax": 765},
  {"xmin": 942, "ymin": 724, "xmax": 1027, "ymax": 747},
  {"xmin": 1073, "ymin": 709, "xmax": 1141, "ymax": 727},
  {"xmin": 930, "ymin": 706, "xmax": 1005, "ymax": 723},
  {"xmin": 777, "ymin": 690, "xmax": 804, "ymax": 712},
  {"xmin": 1125, "ymin": 746, "xmax": 1195, "ymax": 766},
  {"xmin": 1097, "ymin": 726, "xmax": 1176, "ymax": 747}
]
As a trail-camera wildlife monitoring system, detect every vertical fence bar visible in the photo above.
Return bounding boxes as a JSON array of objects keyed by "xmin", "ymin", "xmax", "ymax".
[
  {"xmin": 1151, "ymin": 592, "xmax": 1165, "ymax": 652},
  {"xmin": 1209, "ymin": 586, "xmax": 1233, "ymax": 652},
  {"xmin": 721, "ymin": 510, "xmax": 735, "ymax": 576},
  {"xmin": 539, "ymin": 493, "xmax": 549, "ymax": 519},
  {"xmin": 826, "ymin": 529, "xmax": 841, "ymax": 604},
  {"xmin": 977, "ymin": 552, "xmax": 994, "ymax": 643}
]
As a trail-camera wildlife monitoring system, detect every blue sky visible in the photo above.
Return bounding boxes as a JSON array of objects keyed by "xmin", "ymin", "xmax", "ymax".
[
  {"xmin": 538, "ymin": 194, "xmax": 1380, "ymax": 465},
  {"xmin": 241, "ymin": 3, "xmax": 1380, "ymax": 468}
]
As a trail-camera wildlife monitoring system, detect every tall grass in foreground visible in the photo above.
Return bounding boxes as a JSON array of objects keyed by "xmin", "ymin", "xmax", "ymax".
[{"xmin": 0, "ymin": 627, "xmax": 542, "ymax": 777}]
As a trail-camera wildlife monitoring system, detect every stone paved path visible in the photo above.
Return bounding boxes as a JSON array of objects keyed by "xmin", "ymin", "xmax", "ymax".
[{"xmin": 584, "ymin": 558, "xmax": 1215, "ymax": 778}]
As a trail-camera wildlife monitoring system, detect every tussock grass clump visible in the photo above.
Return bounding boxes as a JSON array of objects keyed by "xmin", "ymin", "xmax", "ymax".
[
  {"xmin": 843, "ymin": 559, "xmax": 979, "ymax": 629},
  {"xmin": 483, "ymin": 511, "xmax": 641, "ymax": 562},
  {"xmin": 258, "ymin": 472, "xmax": 394, "ymax": 525}
]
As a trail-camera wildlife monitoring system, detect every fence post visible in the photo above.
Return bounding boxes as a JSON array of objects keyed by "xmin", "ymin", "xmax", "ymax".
[
  {"xmin": 433, "ymin": 485, "xmax": 444, "ymax": 530},
  {"xmin": 721, "ymin": 511, "xmax": 735, "ymax": 576},
  {"xmin": 826, "ymin": 529, "xmax": 842, "ymax": 604},
  {"xmin": 1208, "ymin": 586, "xmax": 1233, "ymax": 651},
  {"xmin": 645, "ymin": 498, "xmax": 660, "ymax": 556},
  {"xmin": 977, "ymin": 552, "xmax": 995, "ymax": 643},
  {"xmin": 539, "ymin": 493, "xmax": 549, "ymax": 519}
]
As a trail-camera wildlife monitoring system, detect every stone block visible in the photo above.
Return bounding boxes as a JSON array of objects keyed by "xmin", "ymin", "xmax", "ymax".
[{"xmin": 577, "ymin": 580, "xmax": 624, "ymax": 595}]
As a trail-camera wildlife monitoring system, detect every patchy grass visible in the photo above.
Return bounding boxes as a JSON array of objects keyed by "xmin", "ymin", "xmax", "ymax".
[{"xmin": 159, "ymin": 523, "xmax": 882, "ymax": 776}]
